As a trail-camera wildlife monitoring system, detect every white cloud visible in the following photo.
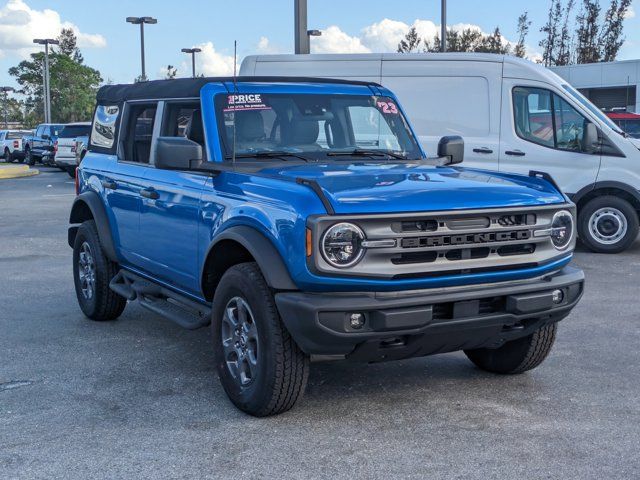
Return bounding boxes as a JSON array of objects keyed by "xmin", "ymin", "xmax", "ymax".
[
  {"xmin": 361, "ymin": 18, "xmax": 410, "ymax": 51},
  {"xmin": 178, "ymin": 41, "xmax": 236, "ymax": 77},
  {"xmin": 0, "ymin": 0, "xmax": 106, "ymax": 59},
  {"xmin": 625, "ymin": 5, "xmax": 636, "ymax": 19},
  {"xmin": 310, "ymin": 25, "xmax": 370, "ymax": 53}
]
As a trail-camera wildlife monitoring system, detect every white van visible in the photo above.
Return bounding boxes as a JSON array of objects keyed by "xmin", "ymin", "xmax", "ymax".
[{"xmin": 240, "ymin": 53, "xmax": 640, "ymax": 253}]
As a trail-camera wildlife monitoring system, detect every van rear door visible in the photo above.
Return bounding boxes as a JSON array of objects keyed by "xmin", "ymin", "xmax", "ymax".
[
  {"xmin": 379, "ymin": 58, "xmax": 501, "ymax": 169},
  {"xmin": 499, "ymin": 78, "xmax": 600, "ymax": 195}
]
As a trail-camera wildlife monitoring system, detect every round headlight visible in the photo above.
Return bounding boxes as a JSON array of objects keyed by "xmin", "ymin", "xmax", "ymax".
[
  {"xmin": 550, "ymin": 210, "xmax": 574, "ymax": 250},
  {"xmin": 321, "ymin": 222, "xmax": 365, "ymax": 268}
]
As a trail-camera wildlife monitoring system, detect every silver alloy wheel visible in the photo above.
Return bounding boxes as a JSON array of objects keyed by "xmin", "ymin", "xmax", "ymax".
[
  {"xmin": 588, "ymin": 207, "xmax": 628, "ymax": 245},
  {"xmin": 221, "ymin": 296, "xmax": 259, "ymax": 386},
  {"xmin": 77, "ymin": 242, "xmax": 96, "ymax": 300}
]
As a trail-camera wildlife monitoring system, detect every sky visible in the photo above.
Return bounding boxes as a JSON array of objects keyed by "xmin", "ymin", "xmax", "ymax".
[{"xmin": 0, "ymin": 0, "xmax": 638, "ymax": 89}]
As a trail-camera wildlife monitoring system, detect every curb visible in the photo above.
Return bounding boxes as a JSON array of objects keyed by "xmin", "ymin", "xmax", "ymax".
[{"xmin": 0, "ymin": 165, "xmax": 39, "ymax": 179}]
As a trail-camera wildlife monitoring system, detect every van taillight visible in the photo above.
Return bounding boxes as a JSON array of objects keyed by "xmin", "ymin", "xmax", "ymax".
[
  {"xmin": 53, "ymin": 140, "xmax": 58, "ymax": 154},
  {"xmin": 75, "ymin": 168, "xmax": 79, "ymax": 195}
]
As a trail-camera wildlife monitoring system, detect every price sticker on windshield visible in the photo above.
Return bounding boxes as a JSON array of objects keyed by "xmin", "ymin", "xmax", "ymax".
[
  {"xmin": 376, "ymin": 100, "xmax": 399, "ymax": 115},
  {"xmin": 224, "ymin": 94, "xmax": 271, "ymax": 112}
]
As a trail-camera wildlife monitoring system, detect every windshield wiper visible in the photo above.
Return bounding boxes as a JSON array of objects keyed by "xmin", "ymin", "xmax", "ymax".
[
  {"xmin": 229, "ymin": 151, "xmax": 311, "ymax": 162},
  {"xmin": 326, "ymin": 148, "xmax": 407, "ymax": 160}
]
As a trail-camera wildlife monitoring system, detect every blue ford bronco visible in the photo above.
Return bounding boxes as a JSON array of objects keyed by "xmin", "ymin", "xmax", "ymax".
[{"xmin": 69, "ymin": 77, "xmax": 584, "ymax": 416}]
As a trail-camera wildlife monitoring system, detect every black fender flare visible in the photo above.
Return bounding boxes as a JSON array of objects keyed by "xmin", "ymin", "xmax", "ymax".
[
  {"xmin": 202, "ymin": 225, "xmax": 297, "ymax": 292},
  {"xmin": 68, "ymin": 191, "xmax": 118, "ymax": 262},
  {"xmin": 569, "ymin": 181, "xmax": 640, "ymax": 210}
]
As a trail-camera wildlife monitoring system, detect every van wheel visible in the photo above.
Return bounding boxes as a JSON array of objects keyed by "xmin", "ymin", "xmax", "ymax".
[
  {"xmin": 464, "ymin": 323, "xmax": 557, "ymax": 374},
  {"xmin": 212, "ymin": 262, "xmax": 309, "ymax": 416},
  {"xmin": 73, "ymin": 220, "xmax": 126, "ymax": 321},
  {"xmin": 578, "ymin": 196, "xmax": 639, "ymax": 253},
  {"xmin": 66, "ymin": 166, "xmax": 76, "ymax": 178}
]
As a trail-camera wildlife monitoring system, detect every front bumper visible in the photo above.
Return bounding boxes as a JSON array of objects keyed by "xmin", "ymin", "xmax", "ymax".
[{"xmin": 275, "ymin": 266, "xmax": 584, "ymax": 362}]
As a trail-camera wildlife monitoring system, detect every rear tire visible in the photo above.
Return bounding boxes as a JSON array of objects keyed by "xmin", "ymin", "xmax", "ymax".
[
  {"xmin": 578, "ymin": 196, "xmax": 639, "ymax": 253},
  {"xmin": 73, "ymin": 220, "xmax": 126, "ymax": 321},
  {"xmin": 212, "ymin": 262, "xmax": 309, "ymax": 416},
  {"xmin": 66, "ymin": 166, "xmax": 76, "ymax": 178},
  {"xmin": 464, "ymin": 323, "xmax": 557, "ymax": 374}
]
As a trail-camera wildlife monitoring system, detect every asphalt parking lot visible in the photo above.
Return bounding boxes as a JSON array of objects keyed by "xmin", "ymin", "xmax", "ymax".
[{"xmin": 1, "ymin": 167, "xmax": 639, "ymax": 479}]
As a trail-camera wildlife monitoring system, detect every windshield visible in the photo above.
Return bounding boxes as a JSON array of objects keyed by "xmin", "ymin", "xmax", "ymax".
[
  {"xmin": 618, "ymin": 119, "xmax": 640, "ymax": 139},
  {"xmin": 215, "ymin": 93, "xmax": 422, "ymax": 160},
  {"xmin": 562, "ymin": 84, "xmax": 625, "ymax": 135},
  {"xmin": 59, "ymin": 125, "xmax": 91, "ymax": 138}
]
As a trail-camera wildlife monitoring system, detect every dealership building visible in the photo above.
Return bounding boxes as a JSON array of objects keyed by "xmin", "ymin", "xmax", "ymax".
[{"xmin": 551, "ymin": 59, "xmax": 640, "ymax": 113}]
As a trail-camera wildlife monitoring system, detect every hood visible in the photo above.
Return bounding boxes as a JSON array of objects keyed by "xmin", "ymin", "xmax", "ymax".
[{"xmin": 261, "ymin": 162, "xmax": 566, "ymax": 214}]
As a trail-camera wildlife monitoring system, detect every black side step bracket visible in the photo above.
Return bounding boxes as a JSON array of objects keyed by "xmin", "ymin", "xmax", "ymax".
[{"xmin": 110, "ymin": 270, "xmax": 211, "ymax": 330}]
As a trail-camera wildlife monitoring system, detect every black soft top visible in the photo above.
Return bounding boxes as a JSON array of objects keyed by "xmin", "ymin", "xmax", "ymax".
[{"xmin": 96, "ymin": 76, "xmax": 381, "ymax": 104}]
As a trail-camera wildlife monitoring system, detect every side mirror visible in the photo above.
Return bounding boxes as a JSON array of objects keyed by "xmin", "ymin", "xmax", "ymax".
[
  {"xmin": 583, "ymin": 122, "xmax": 599, "ymax": 152},
  {"xmin": 437, "ymin": 135, "xmax": 464, "ymax": 165},
  {"xmin": 155, "ymin": 136, "xmax": 203, "ymax": 170}
]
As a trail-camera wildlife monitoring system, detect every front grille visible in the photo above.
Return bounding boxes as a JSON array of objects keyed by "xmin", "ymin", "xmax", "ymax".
[{"xmin": 311, "ymin": 205, "xmax": 573, "ymax": 279}]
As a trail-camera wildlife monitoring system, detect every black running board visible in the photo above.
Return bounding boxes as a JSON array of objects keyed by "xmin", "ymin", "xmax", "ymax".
[{"xmin": 110, "ymin": 270, "xmax": 211, "ymax": 330}]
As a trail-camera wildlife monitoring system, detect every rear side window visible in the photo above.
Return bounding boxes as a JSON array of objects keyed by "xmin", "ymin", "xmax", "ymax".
[
  {"xmin": 121, "ymin": 104, "xmax": 157, "ymax": 164},
  {"xmin": 59, "ymin": 125, "xmax": 91, "ymax": 138},
  {"xmin": 513, "ymin": 87, "xmax": 591, "ymax": 153},
  {"xmin": 91, "ymin": 105, "xmax": 120, "ymax": 149}
]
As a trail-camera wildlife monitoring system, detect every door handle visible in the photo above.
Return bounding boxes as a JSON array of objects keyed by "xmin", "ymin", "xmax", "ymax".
[
  {"xmin": 505, "ymin": 150, "xmax": 526, "ymax": 156},
  {"xmin": 101, "ymin": 179, "xmax": 117, "ymax": 190},
  {"xmin": 472, "ymin": 147, "xmax": 494, "ymax": 154},
  {"xmin": 140, "ymin": 187, "xmax": 159, "ymax": 200}
]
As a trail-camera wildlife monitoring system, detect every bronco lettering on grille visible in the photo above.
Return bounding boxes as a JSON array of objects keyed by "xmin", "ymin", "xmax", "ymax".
[{"xmin": 401, "ymin": 230, "xmax": 532, "ymax": 248}]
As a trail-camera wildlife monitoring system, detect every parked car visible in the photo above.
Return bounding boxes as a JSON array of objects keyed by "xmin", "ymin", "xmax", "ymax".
[
  {"xmin": 54, "ymin": 122, "xmax": 91, "ymax": 177},
  {"xmin": 241, "ymin": 53, "xmax": 640, "ymax": 254},
  {"xmin": 0, "ymin": 129, "xmax": 30, "ymax": 162},
  {"xmin": 606, "ymin": 111, "xmax": 640, "ymax": 139},
  {"xmin": 23, "ymin": 123, "xmax": 64, "ymax": 166},
  {"xmin": 68, "ymin": 77, "xmax": 584, "ymax": 416}
]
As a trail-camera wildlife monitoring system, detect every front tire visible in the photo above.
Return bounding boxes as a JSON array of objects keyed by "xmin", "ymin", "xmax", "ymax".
[
  {"xmin": 73, "ymin": 220, "xmax": 126, "ymax": 321},
  {"xmin": 464, "ymin": 323, "xmax": 557, "ymax": 374},
  {"xmin": 3, "ymin": 148, "xmax": 11, "ymax": 162},
  {"xmin": 578, "ymin": 196, "xmax": 639, "ymax": 253},
  {"xmin": 25, "ymin": 147, "xmax": 34, "ymax": 166},
  {"xmin": 212, "ymin": 262, "xmax": 309, "ymax": 416}
]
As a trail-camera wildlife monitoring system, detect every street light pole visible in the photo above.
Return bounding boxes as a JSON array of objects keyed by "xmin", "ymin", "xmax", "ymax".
[
  {"xmin": 126, "ymin": 16, "xmax": 158, "ymax": 81},
  {"xmin": 440, "ymin": 0, "xmax": 447, "ymax": 52},
  {"xmin": 33, "ymin": 38, "xmax": 59, "ymax": 123},
  {"xmin": 294, "ymin": 0, "xmax": 322, "ymax": 54},
  {"xmin": 1, "ymin": 87, "xmax": 15, "ymax": 129},
  {"xmin": 181, "ymin": 48, "xmax": 202, "ymax": 78}
]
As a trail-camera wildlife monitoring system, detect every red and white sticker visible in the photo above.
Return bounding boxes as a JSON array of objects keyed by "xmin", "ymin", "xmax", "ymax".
[
  {"xmin": 376, "ymin": 100, "xmax": 399, "ymax": 115},
  {"xmin": 224, "ymin": 94, "xmax": 271, "ymax": 111}
]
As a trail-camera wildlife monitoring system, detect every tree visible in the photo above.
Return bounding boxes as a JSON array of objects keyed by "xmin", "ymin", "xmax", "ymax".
[
  {"xmin": 0, "ymin": 95, "xmax": 24, "ymax": 125},
  {"xmin": 556, "ymin": 0, "xmax": 576, "ymax": 66},
  {"xmin": 599, "ymin": 0, "xmax": 632, "ymax": 62},
  {"xmin": 165, "ymin": 65, "xmax": 178, "ymax": 79},
  {"xmin": 540, "ymin": 0, "xmax": 563, "ymax": 66},
  {"xmin": 56, "ymin": 28, "xmax": 83, "ymax": 63},
  {"xmin": 397, "ymin": 27, "xmax": 422, "ymax": 53},
  {"xmin": 478, "ymin": 27, "xmax": 511, "ymax": 54},
  {"xmin": 8, "ymin": 29, "xmax": 101, "ymax": 125},
  {"xmin": 514, "ymin": 12, "xmax": 531, "ymax": 58},
  {"xmin": 576, "ymin": 0, "xmax": 602, "ymax": 63}
]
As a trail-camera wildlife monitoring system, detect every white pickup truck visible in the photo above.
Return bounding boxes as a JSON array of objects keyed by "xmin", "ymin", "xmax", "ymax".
[{"xmin": 1, "ymin": 130, "xmax": 31, "ymax": 162}]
